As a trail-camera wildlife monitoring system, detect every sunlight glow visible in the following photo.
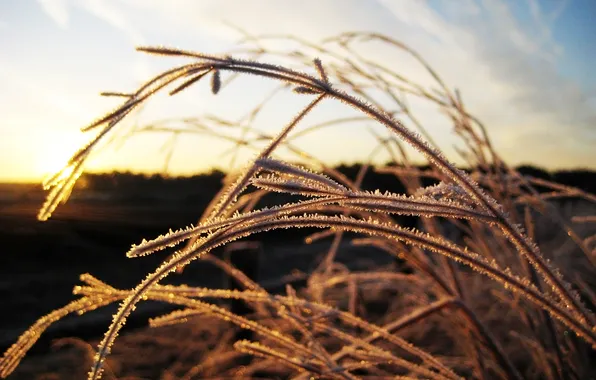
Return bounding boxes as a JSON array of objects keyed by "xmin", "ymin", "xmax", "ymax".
[{"xmin": 34, "ymin": 133, "xmax": 82, "ymax": 181}]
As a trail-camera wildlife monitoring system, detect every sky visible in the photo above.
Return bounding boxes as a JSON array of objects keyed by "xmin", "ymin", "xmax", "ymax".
[{"xmin": 0, "ymin": 0, "xmax": 595, "ymax": 182}]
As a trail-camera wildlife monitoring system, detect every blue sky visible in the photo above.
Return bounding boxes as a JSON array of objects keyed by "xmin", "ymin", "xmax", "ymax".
[
  {"xmin": 0, "ymin": 0, "xmax": 594, "ymax": 182},
  {"xmin": 550, "ymin": 0, "xmax": 596, "ymax": 89}
]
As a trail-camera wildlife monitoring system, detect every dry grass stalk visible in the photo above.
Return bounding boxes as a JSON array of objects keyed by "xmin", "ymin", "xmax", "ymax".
[{"xmin": 2, "ymin": 31, "xmax": 595, "ymax": 379}]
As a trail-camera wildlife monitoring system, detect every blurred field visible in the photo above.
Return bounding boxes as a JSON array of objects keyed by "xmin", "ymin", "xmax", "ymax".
[
  {"xmin": 0, "ymin": 178, "xmax": 392, "ymax": 356},
  {"xmin": 2, "ymin": 166, "xmax": 595, "ymax": 379}
]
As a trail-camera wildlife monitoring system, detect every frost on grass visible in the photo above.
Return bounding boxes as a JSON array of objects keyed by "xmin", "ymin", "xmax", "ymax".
[{"xmin": 5, "ymin": 31, "xmax": 596, "ymax": 380}]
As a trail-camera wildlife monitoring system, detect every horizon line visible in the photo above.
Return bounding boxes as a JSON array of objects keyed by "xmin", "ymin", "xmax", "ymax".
[{"xmin": 3, "ymin": 162, "xmax": 595, "ymax": 185}]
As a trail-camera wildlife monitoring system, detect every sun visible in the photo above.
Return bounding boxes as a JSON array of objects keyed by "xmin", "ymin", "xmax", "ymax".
[
  {"xmin": 38, "ymin": 148, "xmax": 71, "ymax": 177},
  {"xmin": 34, "ymin": 131, "xmax": 85, "ymax": 181}
]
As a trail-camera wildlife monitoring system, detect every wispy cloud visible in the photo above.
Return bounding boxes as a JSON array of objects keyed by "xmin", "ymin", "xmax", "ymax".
[
  {"xmin": 79, "ymin": 0, "xmax": 145, "ymax": 45},
  {"xmin": 150, "ymin": 0, "xmax": 592, "ymax": 167},
  {"xmin": 37, "ymin": 0, "xmax": 69, "ymax": 28},
  {"xmin": 527, "ymin": 0, "xmax": 569, "ymax": 50},
  {"xmin": 3, "ymin": 0, "xmax": 594, "ymax": 181},
  {"xmin": 36, "ymin": 0, "xmax": 144, "ymax": 45}
]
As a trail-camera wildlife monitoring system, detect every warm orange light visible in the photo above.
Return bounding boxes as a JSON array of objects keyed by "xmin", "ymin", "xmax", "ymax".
[{"xmin": 34, "ymin": 132, "xmax": 84, "ymax": 181}]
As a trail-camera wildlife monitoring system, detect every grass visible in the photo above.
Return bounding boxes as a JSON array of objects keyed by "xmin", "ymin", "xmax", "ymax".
[{"xmin": 1, "ymin": 31, "xmax": 595, "ymax": 379}]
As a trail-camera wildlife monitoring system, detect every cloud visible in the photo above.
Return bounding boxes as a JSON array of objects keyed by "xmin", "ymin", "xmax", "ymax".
[
  {"xmin": 434, "ymin": 1, "xmax": 595, "ymax": 136},
  {"xmin": 23, "ymin": 0, "xmax": 596, "ymax": 170},
  {"xmin": 37, "ymin": 0, "xmax": 69, "ymax": 28},
  {"xmin": 36, "ymin": 0, "xmax": 144, "ymax": 45},
  {"xmin": 527, "ymin": 0, "xmax": 569, "ymax": 50},
  {"xmin": 80, "ymin": 0, "xmax": 145, "ymax": 45},
  {"xmin": 87, "ymin": 0, "xmax": 595, "ymax": 168}
]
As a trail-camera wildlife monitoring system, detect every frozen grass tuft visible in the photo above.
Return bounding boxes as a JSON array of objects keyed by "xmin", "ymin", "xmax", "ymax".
[{"xmin": 2, "ymin": 32, "xmax": 595, "ymax": 379}]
